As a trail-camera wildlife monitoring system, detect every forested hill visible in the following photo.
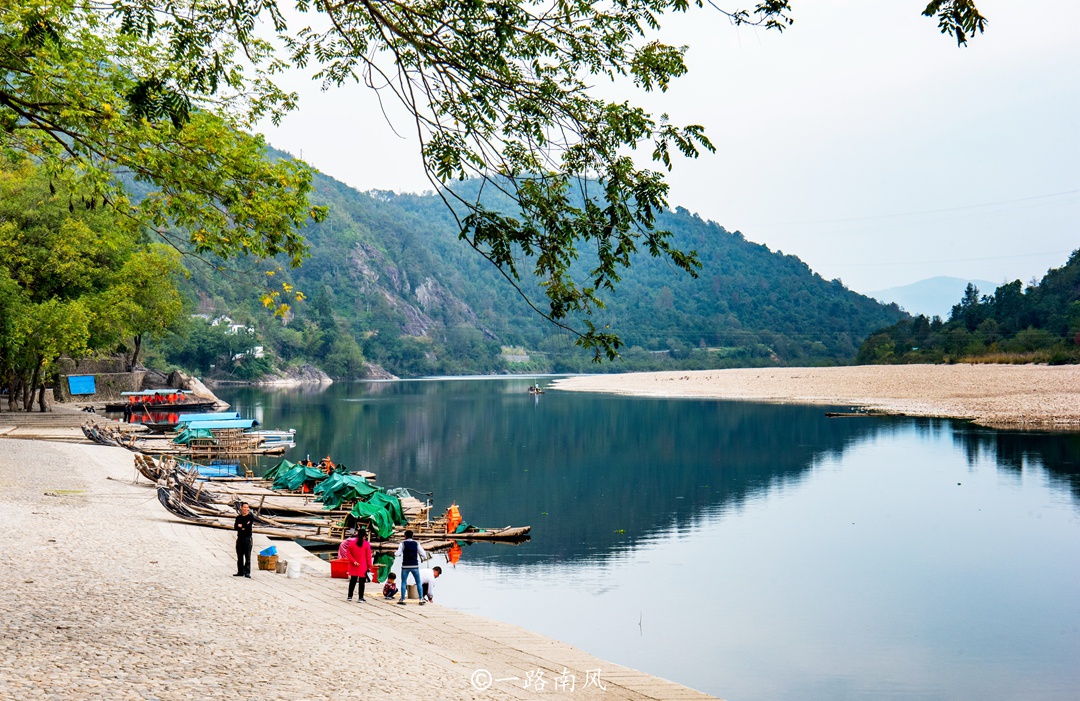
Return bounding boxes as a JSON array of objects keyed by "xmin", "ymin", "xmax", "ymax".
[
  {"xmin": 857, "ymin": 250, "xmax": 1080, "ymax": 365},
  {"xmin": 167, "ymin": 157, "xmax": 906, "ymax": 378}
]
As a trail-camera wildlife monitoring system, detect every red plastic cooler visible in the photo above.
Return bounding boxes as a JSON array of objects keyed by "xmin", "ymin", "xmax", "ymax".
[{"xmin": 330, "ymin": 558, "xmax": 349, "ymax": 579}]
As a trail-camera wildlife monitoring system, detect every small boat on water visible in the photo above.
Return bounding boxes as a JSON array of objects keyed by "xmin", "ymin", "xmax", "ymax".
[
  {"xmin": 527, "ymin": 384, "xmax": 544, "ymax": 394},
  {"xmin": 83, "ymin": 417, "xmax": 295, "ymax": 456},
  {"xmin": 127, "ymin": 411, "xmax": 242, "ymax": 433},
  {"xmin": 106, "ymin": 389, "xmax": 219, "ymax": 414}
]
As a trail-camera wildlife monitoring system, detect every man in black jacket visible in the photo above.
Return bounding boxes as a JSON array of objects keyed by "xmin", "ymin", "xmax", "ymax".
[{"xmin": 234, "ymin": 502, "xmax": 254, "ymax": 577}]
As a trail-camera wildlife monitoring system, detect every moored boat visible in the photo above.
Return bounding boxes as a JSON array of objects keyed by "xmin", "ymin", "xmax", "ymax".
[
  {"xmin": 146, "ymin": 455, "xmax": 531, "ymax": 549},
  {"xmin": 85, "ymin": 418, "xmax": 295, "ymax": 456},
  {"xmin": 106, "ymin": 389, "xmax": 219, "ymax": 413}
]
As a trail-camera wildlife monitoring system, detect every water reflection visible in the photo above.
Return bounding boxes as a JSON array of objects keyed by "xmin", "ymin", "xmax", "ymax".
[
  {"xmin": 952, "ymin": 426, "xmax": 1080, "ymax": 501},
  {"xmin": 217, "ymin": 380, "xmax": 1080, "ymax": 566},
  {"xmin": 213, "ymin": 379, "xmax": 1080, "ymax": 701}
]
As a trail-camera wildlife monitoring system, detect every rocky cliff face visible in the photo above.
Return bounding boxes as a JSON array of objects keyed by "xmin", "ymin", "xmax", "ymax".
[
  {"xmin": 253, "ymin": 364, "xmax": 334, "ymax": 386},
  {"xmin": 348, "ymin": 242, "xmax": 489, "ymax": 339},
  {"xmin": 362, "ymin": 362, "xmax": 398, "ymax": 380},
  {"xmin": 166, "ymin": 370, "xmax": 228, "ymax": 408}
]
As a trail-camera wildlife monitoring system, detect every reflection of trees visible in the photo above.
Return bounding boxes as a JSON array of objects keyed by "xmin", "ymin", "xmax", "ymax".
[
  {"xmin": 218, "ymin": 381, "xmax": 906, "ymax": 566},
  {"xmin": 952, "ymin": 428, "xmax": 1080, "ymax": 500}
]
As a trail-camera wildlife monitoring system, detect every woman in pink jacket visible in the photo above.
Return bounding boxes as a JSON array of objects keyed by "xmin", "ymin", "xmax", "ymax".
[{"xmin": 343, "ymin": 527, "xmax": 374, "ymax": 602}]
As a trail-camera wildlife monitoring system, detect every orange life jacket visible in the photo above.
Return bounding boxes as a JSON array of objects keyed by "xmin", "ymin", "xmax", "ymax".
[{"xmin": 446, "ymin": 504, "xmax": 462, "ymax": 534}]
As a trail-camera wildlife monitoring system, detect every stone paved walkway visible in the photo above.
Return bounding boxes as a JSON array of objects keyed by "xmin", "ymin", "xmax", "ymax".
[{"xmin": 0, "ymin": 439, "xmax": 718, "ymax": 701}]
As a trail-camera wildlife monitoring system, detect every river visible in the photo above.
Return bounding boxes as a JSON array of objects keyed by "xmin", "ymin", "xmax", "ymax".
[{"xmin": 214, "ymin": 377, "xmax": 1080, "ymax": 701}]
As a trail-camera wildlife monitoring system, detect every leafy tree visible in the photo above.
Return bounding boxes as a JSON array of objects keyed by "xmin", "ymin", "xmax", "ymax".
[
  {"xmin": 0, "ymin": 1, "xmax": 325, "ymax": 288},
  {"xmin": 0, "ymin": 160, "xmax": 186, "ymax": 408},
  {"xmin": 2, "ymin": 0, "xmax": 985, "ymax": 355},
  {"xmin": 96, "ymin": 246, "xmax": 185, "ymax": 370},
  {"xmin": 323, "ymin": 334, "xmax": 366, "ymax": 380}
]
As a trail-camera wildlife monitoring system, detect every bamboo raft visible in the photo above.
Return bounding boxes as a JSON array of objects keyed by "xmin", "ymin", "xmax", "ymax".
[
  {"xmin": 141, "ymin": 454, "xmax": 530, "ymax": 547},
  {"xmin": 84, "ymin": 421, "xmax": 291, "ymax": 456},
  {"xmin": 154, "ymin": 484, "xmax": 456, "ymax": 552}
]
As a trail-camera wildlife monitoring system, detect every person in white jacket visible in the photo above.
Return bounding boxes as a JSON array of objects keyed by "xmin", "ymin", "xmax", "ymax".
[{"xmin": 418, "ymin": 567, "xmax": 442, "ymax": 602}]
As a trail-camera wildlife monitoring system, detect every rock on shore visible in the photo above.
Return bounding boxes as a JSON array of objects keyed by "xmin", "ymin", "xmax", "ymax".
[{"xmin": 249, "ymin": 363, "xmax": 335, "ymax": 386}]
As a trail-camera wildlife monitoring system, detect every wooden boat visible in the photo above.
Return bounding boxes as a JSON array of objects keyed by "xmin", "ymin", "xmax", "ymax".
[
  {"xmin": 527, "ymin": 385, "xmax": 544, "ymax": 394},
  {"xmin": 155, "ymin": 484, "xmax": 456, "ymax": 552},
  {"xmin": 402, "ymin": 524, "xmax": 531, "ymax": 541},
  {"xmin": 106, "ymin": 389, "xmax": 220, "ymax": 413},
  {"xmin": 126, "ymin": 411, "xmax": 245, "ymax": 433},
  {"xmin": 131, "ymin": 452, "xmax": 376, "ymax": 489},
  {"xmin": 84, "ymin": 420, "xmax": 292, "ymax": 456},
  {"xmin": 133, "ymin": 454, "xmax": 397, "ymax": 518},
  {"xmin": 145, "ymin": 456, "xmax": 531, "ymax": 546}
]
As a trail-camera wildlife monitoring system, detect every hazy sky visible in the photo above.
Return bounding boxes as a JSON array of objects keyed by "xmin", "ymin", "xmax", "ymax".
[{"xmin": 257, "ymin": 0, "xmax": 1078, "ymax": 295}]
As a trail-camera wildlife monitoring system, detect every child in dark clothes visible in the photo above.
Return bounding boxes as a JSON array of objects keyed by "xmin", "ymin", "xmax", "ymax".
[{"xmin": 382, "ymin": 572, "xmax": 398, "ymax": 599}]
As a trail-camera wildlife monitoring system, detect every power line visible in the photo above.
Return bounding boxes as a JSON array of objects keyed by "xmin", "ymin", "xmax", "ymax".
[
  {"xmin": 823, "ymin": 248, "xmax": 1075, "ymax": 268},
  {"xmin": 756, "ymin": 189, "xmax": 1080, "ymax": 227}
]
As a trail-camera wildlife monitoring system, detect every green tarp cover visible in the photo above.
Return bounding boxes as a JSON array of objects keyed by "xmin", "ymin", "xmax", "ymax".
[
  {"xmin": 372, "ymin": 553, "xmax": 394, "ymax": 584},
  {"xmin": 262, "ymin": 459, "xmax": 295, "ymax": 482},
  {"xmin": 349, "ymin": 492, "xmax": 408, "ymax": 539},
  {"xmin": 272, "ymin": 465, "xmax": 328, "ymax": 491},
  {"xmin": 368, "ymin": 491, "xmax": 406, "ymax": 526},
  {"xmin": 172, "ymin": 427, "xmax": 215, "ymax": 445},
  {"xmin": 311, "ymin": 469, "xmax": 350, "ymax": 497},
  {"xmin": 315, "ymin": 472, "xmax": 379, "ymax": 510}
]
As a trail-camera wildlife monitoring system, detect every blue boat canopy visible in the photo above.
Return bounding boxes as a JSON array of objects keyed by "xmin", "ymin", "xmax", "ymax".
[
  {"xmin": 177, "ymin": 412, "xmax": 242, "ymax": 423},
  {"xmin": 182, "ymin": 419, "xmax": 257, "ymax": 430}
]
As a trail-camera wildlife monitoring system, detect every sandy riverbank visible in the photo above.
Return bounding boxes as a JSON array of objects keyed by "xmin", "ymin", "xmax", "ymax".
[
  {"xmin": 0, "ymin": 439, "xmax": 717, "ymax": 701},
  {"xmin": 552, "ymin": 364, "xmax": 1080, "ymax": 431}
]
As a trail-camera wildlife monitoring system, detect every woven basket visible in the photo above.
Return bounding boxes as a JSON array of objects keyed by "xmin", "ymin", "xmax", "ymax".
[{"xmin": 257, "ymin": 554, "xmax": 278, "ymax": 571}]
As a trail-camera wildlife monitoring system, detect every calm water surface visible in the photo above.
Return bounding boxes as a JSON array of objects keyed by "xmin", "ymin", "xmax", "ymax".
[{"xmin": 215, "ymin": 378, "xmax": 1080, "ymax": 701}]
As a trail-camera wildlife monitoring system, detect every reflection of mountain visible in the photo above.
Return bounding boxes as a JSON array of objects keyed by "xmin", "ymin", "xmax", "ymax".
[
  {"xmin": 952, "ymin": 427, "xmax": 1080, "ymax": 502},
  {"xmin": 220, "ymin": 381, "xmax": 1080, "ymax": 565},
  {"xmin": 219, "ymin": 380, "xmax": 917, "ymax": 565}
]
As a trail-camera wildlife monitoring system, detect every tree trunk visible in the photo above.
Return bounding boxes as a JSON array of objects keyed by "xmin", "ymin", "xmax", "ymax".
[
  {"xmin": 36, "ymin": 383, "xmax": 48, "ymax": 412},
  {"xmin": 25, "ymin": 357, "xmax": 43, "ymax": 412},
  {"xmin": 130, "ymin": 334, "xmax": 143, "ymax": 371}
]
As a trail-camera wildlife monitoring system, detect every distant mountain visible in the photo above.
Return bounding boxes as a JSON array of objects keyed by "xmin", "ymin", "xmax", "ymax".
[
  {"xmin": 165, "ymin": 152, "xmax": 908, "ymax": 377},
  {"xmin": 859, "ymin": 250, "xmax": 1080, "ymax": 365},
  {"xmin": 868, "ymin": 276, "xmax": 998, "ymax": 320}
]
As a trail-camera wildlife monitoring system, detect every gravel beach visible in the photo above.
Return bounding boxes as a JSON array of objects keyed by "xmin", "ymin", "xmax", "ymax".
[
  {"xmin": 0, "ymin": 439, "xmax": 716, "ymax": 701},
  {"xmin": 552, "ymin": 364, "xmax": 1080, "ymax": 430}
]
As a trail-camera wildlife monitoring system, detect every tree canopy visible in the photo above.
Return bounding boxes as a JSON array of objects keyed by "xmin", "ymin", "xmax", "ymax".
[
  {"xmin": 1, "ymin": 0, "xmax": 985, "ymax": 357},
  {"xmin": 857, "ymin": 250, "xmax": 1080, "ymax": 365},
  {"xmin": 0, "ymin": 160, "xmax": 186, "ymax": 409}
]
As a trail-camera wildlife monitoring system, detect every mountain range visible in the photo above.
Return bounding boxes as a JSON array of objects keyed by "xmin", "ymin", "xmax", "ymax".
[{"xmin": 166, "ymin": 152, "xmax": 909, "ymax": 378}]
